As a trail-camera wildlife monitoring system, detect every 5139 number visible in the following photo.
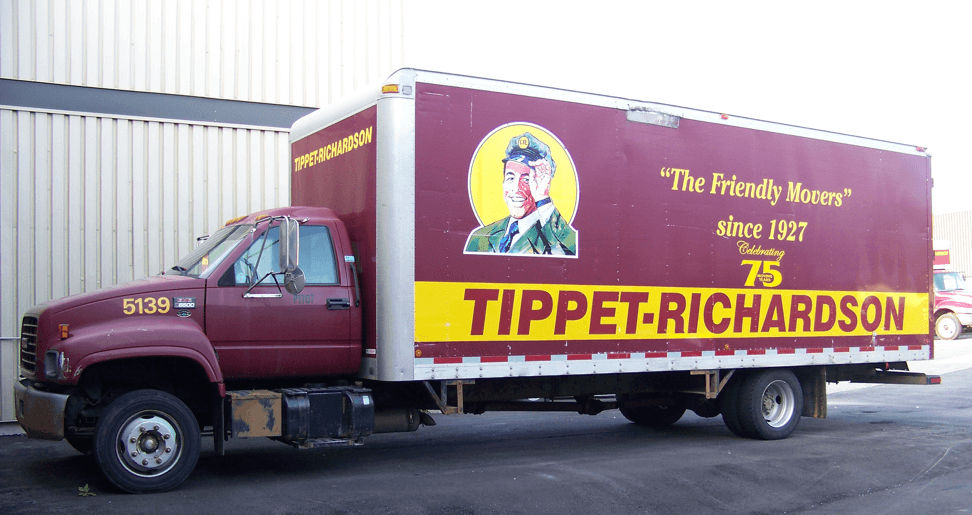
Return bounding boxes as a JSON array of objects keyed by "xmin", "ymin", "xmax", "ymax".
[{"xmin": 122, "ymin": 297, "xmax": 171, "ymax": 315}]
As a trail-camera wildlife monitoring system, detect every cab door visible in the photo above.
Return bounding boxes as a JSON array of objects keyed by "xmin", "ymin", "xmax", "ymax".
[{"xmin": 205, "ymin": 223, "xmax": 357, "ymax": 379}]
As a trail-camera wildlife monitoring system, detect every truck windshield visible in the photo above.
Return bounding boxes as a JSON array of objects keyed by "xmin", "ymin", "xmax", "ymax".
[
  {"xmin": 934, "ymin": 271, "xmax": 966, "ymax": 292},
  {"xmin": 166, "ymin": 225, "xmax": 252, "ymax": 278}
]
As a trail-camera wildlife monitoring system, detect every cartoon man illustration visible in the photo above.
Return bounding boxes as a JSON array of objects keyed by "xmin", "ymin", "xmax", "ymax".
[{"xmin": 465, "ymin": 132, "xmax": 577, "ymax": 255}]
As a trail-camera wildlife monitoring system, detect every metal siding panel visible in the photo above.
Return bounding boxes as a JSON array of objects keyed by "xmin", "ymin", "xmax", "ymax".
[
  {"xmin": 220, "ymin": 0, "xmax": 235, "ymax": 100},
  {"xmin": 264, "ymin": 131, "xmax": 276, "ymax": 208},
  {"xmin": 1, "ymin": 112, "xmax": 15, "ymax": 421},
  {"xmin": 205, "ymin": 0, "xmax": 221, "ymax": 99},
  {"xmin": 35, "ymin": 0, "xmax": 51, "ymax": 81},
  {"xmin": 68, "ymin": 1, "xmax": 82, "ymax": 84},
  {"xmin": 236, "ymin": 1, "xmax": 250, "ymax": 102},
  {"xmin": 1, "ymin": 110, "xmax": 18, "ymax": 340},
  {"xmin": 280, "ymin": 0, "xmax": 296, "ymax": 105},
  {"xmin": 131, "ymin": 121, "xmax": 148, "ymax": 278},
  {"xmin": 116, "ymin": 119, "xmax": 134, "ymax": 284},
  {"xmin": 220, "ymin": 128, "xmax": 236, "ymax": 221},
  {"xmin": 190, "ymin": 125, "xmax": 207, "ymax": 239},
  {"xmin": 34, "ymin": 114, "xmax": 52, "ymax": 301},
  {"xmin": 161, "ymin": 123, "xmax": 176, "ymax": 269},
  {"xmin": 116, "ymin": 0, "xmax": 132, "ymax": 90},
  {"xmin": 131, "ymin": 0, "xmax": 147, "ymax": 91},
  {"xmin": 163, "ymin": 0, "xmax": 178, "ymax": 94},
  {"xmin": 146, "ymin": 122, "xmax": 162, "ymax": 275},
  {"xmin": 260, "ymin": 0, "xmax": 275, "ymax": 103},
  {"xmin": 83, "ymin": 0, "xmax": 98, "ymax": 86},
  {"xmin": 340, "ymin": 0, "xmax": 354, "ymax": 99},
  {"xmin": 68, "ymin": 115, "xmax": 84, "ymax": 294},
  {"xmin": 17, "ymin": 112, "xmax": 35, "ymax": 309},
  {"xmin": 148, "ymin": 0, "xmax": 163, "ymax": 92},
  {"xmin": 176, "ymin": 0, "xmax": 191, "ymax": 96},
  {"xmin": 101, "ymin": 0, "xmax": 116, "ymax": 89},
  {"xmin": 83, "ymin": 116, "xmax": 99, "ymax": 290},
  {"xmin": 1, "ymin": 0, "xmax": 14, "ymax": 78},
  {"xmin": 206, "ymin": 126, "xmax": 221, "ymax": 231},
  {"xmin": 177, "ymin": 124, "xmax": 192, "ymax": 258},
  {"xmin": 190, "ymin": 0, "xmax": 205, "ymax": 96},
  {"xmin": 51, "ymin": 114, "xmax": 69, "ymax": 299},
  {"xmin": 101, "ymin": 119, "xmax": 117, "ymax": 285},
  {"xmin": 52, "ymin": 0, "xmax": 68, "ymax": 82},
  {"xmin": 15, "ymin": 0, "xmax": 29, "ymax": 78},
  {"xmin": 328, "ymin": 1, "xmax": 340, "ymax": 104}
]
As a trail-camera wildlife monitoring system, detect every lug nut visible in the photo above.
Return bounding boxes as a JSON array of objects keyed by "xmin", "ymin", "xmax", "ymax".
[
  {"xmin": 142, "ymin": 459, "xmax": 148, "ymax": 466},
  {"xmin": 131, "ymin": 451, "xmax": 138, "ymax": 457},
  {"xmin": 164, "ymin": 433, "xmax": 170, "ymax": 440},
  {"xmin": 156, "ymin": 458, "xmax": 162, "ymax": 464},
  {"xmin": 139, "ymin": 427, "xmax": 146, "ymax": 433},
  {"xmin": 130, "ymin": 437, "xmax": 137, "ymax": 443},
  {"xmin": 153, "ymin": 425, "xmax": 159, "ymax": 431},
  {"xmin": 165, "ymin": 447, "xmax": 171, "ymax": 453}
]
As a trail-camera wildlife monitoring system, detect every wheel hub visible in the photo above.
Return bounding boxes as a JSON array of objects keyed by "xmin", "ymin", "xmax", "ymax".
[
  {"xmin": 761, "ymin": 380, "xmax": 795, "ymax": 428},
  {"xmin": 118, "ymin": 414, "xmax": 180, "ymax": 474}
]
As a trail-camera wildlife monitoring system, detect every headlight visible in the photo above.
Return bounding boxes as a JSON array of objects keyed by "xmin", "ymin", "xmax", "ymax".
[{"xmin": 44, "ymin": 351, "xmax": 69, "ymax": 380}]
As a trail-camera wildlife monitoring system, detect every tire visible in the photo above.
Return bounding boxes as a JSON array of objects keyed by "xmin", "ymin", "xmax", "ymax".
[
  {"xmin": 66, "ymin": 435, "xmax": 94, "ymax": 456},
  {"xmin": 718, "ymin": 374, "xmax": 746, "ymax": 437},
  {"xmin": 936, "ymin": 313, "xmax": 962, "ymax": 340},
  {"xmin": 735, "ymin": 369, "xmax": 803, "ymax": 440},
  {"xmin": 93, "ymin": 390, "xmax": 201, "ymax": 493},
  {"xmin": 619, "ymin": 397, "xmax": 686, "ymax": 428}
]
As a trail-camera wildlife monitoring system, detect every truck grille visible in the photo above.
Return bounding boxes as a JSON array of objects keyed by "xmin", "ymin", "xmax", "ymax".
[{"xmin": 20, "ymin": 316, "xmax": 38, "ymax": 373}]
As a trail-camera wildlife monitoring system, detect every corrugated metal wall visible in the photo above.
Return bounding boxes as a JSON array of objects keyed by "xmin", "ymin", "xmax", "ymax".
[
  {"xmin": 1, "ymin": 0, "xmax": 403, "ymax": 105},
  {"xmin": 1, "ymin": 0, "xmax": 405, "ymax": 423},
  {"xmin": 935, "ymin": 211, "xmax": 972, "ymax": 275}
]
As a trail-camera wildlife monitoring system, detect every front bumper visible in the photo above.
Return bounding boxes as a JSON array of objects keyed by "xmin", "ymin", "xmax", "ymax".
[
  {"xmin": 956, "ymin": 313, "xmax": 972, "ymax": 326},
  {"xmin": 14, "ymin": 379, "xmax": 69, "ymax": 441}
]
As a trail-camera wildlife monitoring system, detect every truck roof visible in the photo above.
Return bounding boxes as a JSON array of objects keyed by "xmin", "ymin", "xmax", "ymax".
[
  {"xmin": 290, "ymin": 68, "xmax": 928, "ymax": 157},
  {"xmin": 223, "ymin": 206, "xmax": 338, "ymax": 227}
]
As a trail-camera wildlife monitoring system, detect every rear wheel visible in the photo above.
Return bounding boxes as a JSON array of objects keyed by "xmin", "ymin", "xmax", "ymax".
[
  {"xmin": 718, "ymin": 375, "xmax": 746, "ymax": 437},
  {"xmin": 935, "ymin": 313, "xmax": 962, "ymax": 340},
  {"xmin": 735, "ymin": 369, "xmax": 803, "ymax": 440},
  {"xmin": 93, "ymin": 390, "xmax": 200, "ymax": 493}
]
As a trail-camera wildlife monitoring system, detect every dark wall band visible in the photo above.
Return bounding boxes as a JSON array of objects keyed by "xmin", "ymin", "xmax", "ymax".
[{"xmin": 0, "ymin": 78, "xmax": 314, "ymax": 129}]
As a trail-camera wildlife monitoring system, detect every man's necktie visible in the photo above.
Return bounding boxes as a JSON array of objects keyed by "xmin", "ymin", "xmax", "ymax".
[{"xmin": 499, "ymin": 221, "xmax": 519, "ymax": 253}]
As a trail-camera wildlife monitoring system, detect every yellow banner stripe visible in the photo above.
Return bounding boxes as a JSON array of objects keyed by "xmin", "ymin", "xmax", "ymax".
[{"xmin": 414, "ymin": 281, "xmax": 928, "ymax": 342}]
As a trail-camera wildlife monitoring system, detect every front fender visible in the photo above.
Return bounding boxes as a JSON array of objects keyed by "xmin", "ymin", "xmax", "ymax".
[{"xmin": 50, "ymin": 318, "xmax": 223, "ymax": 385}]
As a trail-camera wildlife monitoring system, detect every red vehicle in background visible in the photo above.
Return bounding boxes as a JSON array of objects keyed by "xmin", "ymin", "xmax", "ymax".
[{"xmin": 933, "ymin": 270, "xmax": 972, "ymax": 339}]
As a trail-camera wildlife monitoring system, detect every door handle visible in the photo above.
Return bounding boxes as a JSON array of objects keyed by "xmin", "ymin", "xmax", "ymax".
[{"xmin": 327, "ymin": 298, "xmax": 351, "ymax": 310}]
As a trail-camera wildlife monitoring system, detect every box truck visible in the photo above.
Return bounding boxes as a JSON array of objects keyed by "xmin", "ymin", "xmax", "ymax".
[{"xmin": 15, "ymin": 69, "xmax": 937, "ymax": 493}]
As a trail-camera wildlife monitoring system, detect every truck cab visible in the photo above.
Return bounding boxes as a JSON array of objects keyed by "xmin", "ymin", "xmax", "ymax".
[
  {"xmin": 15, "ymin": 206, "xmax": 363, "ymax": 492},
  {"xmin": 933, "ymin": 269, "xmax": 972, "ymax": 340}
]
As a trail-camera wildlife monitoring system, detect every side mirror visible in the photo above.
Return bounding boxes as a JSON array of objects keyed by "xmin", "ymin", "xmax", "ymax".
[
  {"xmin": 284, "ymin": 266, "xmax": 305, "ymax": 295},
  {"xmin": 278, "ymin": 217, "xmax": 299, "ymax": 273}
]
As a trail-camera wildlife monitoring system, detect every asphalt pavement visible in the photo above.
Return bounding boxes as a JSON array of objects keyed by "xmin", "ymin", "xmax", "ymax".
[{"xmin": 2, "ymin": 338, "xmax": 970, "ymax": 515}]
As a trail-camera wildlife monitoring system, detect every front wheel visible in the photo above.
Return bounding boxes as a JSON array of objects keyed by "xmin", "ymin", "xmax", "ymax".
[
  {"xmin": 734, "ymin": 369, "xmax": 803, "ymax": 440},
  {"xmin": 935, "ymin": 313, "xmax": 962, "ymax": 340},
  {"xmin": 93, "ymin": 390, "xmax": 201, "ymax": 493}
]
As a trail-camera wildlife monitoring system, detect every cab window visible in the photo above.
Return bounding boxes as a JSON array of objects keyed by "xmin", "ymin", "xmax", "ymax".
[{"xmin": 222, "ymin": 225, "xmax": 339, "ymax": 286}]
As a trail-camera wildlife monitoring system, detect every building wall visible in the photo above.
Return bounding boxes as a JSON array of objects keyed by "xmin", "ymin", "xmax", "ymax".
[
  {"xmin": 934, "ymin": 211, "xmax": 972, "ymax": 275},
  {"xmin": 0, "ymin": 0, "xmax": 405, "ymax": 422}
]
